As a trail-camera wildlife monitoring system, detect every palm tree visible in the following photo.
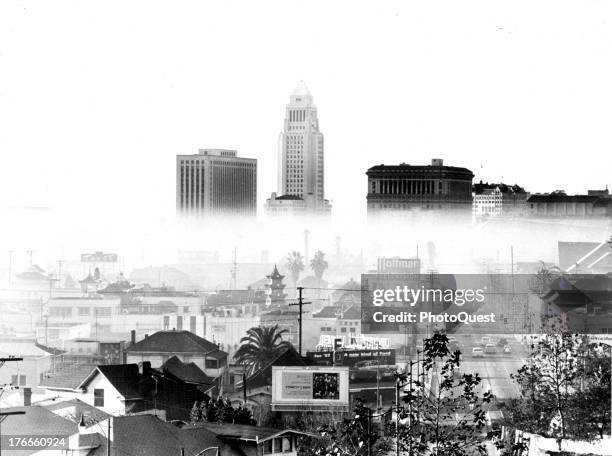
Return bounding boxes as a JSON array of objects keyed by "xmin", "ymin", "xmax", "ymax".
[
  {"xmin": 233, "ymin": 325, "xmax": 293, "ymax": 375},
  {"xmin": 310, "ymin": 250, "xmax": 328, "ymax": 283},
  {"xmin": 285, "ymin": 251, "xmax": 305, "ymax": 292}
]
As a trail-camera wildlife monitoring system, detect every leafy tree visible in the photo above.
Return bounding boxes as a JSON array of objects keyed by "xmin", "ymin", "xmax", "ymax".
[
  {"xmin": 314, "ymin": 399, "xmax": 385, "ymax": 455},
  {"xmin": 190, "ymin": 397, "xmax": 255, "ymax": 425},
  {"xmin": 189, "ymin": 401, "xmax": 202, "ymax": 422},
  {"xmin": 509, "ymin": 333, "xmax": 583, "ymax": 440},
  {"xmin": 530, "ymin": 262, "xmax": 562, "ymax": 295},
  {"xmin": 313, "ymin": 334, "xmax": 494, "ymax": 456},
  {"xmin": 233, "ymin": 325, "xmax": 293, "ymax": 375},
  {"xmin": 310, "ymin": 250, "xmax": 329, "ymax": 283},
  {"xmin": 505, "ymin": 334, "xmax": 611, "ymax": 442},
  {"xmin": 286, "ymin": 251, "xmax": 305, "ymax": 290},
  {"xmin": 397, "ymin": 333, "xmax": 494, "ymax": 456}
]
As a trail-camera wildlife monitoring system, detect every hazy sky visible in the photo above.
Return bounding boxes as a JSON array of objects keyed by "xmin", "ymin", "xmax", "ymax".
[{"xmin": 1, "ymin": 0, "xmax": 611, "ymax": 256}]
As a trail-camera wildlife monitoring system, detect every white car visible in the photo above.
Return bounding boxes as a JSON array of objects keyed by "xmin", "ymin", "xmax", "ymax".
[
  {"xmin": 484, "ymin": 343, "xmax": 497, "ymax": 354},
  {"xmin": 472, "ymin": 347, "xmax": 485, "ymax": 358}
]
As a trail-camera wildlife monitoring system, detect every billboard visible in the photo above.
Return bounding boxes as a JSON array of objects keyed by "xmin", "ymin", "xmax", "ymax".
[
  {"xmin": 307, "ymin": 348, "xmax": 396, "ymax": 367},
  {"xmin": 271, "ymin": 366, "xmax": 350, "ymax": 412}
]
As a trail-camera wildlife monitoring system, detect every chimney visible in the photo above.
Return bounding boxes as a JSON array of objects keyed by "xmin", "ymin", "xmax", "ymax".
[
  {"xmin": 141, "ymin": 361, "xmax": 152, "ymax": 375},
  {"xmin": 130, "ymin": 330, "xmax": 136, "ymax": 345},
  {"xmin": 23, "ymin": 387, "xmax": 32, "ymax": 406},
  {"xmin": 78, "ymin": 413, "xmax": 87, "ymax": 431}
]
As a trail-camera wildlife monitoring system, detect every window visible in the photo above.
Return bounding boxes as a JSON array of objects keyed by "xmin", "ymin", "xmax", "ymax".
[
  {"xmin": 262, "ymin": 440, "xmax": 273, "ymax": 454},
  {"xmin": 273, "ymin": 438, "xmax": 283, "ymax": 453},
  {"xmin": 282, "ymin": 437, "xmax": 293, "ymax": 452},
  {"xmin": 11, "ymin": 375, "xmax": 26, "ymax": 386},
  {"xmin": 95, "ymin": 307, "xmax": 111, "ymax": 317},
  {"xmin": 94, "ymin": 389, "xmax": 104, "ymax": 407},
  {"xmin": 205, "ymin": 358, "xmax": 218, "ymax": 369},
  {"xmin": 78, "ymin": 307, "xmax": 90, "ymax": 316}
]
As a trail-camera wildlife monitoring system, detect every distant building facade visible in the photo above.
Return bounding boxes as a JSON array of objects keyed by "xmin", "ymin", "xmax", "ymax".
[
  {"xmin": 366, "ymin": 159, "xmax": 474, "ymax": 215},
  {"xmin": 472, "ymin": 182, "xmax": 528, "ymax": 219},
  {"xmin": 176, "ymin": 149, "xmax": 256, "ymax": 218},
  {"xmin": 526, "ymin": 190, "xmax": 612, "ymax": 217},
  {"xmin": 265, "ymin": 82, "xmax": 331, "ymax": 217}
]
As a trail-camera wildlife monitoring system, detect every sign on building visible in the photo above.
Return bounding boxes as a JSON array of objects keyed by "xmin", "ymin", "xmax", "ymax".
[
  {"xmin": 307, "ymin": 348, "xmax": 396, "ymax": 367},
  {"xmin": 377, "ymin": 257, "xmax": 421, "ymax": 274}
]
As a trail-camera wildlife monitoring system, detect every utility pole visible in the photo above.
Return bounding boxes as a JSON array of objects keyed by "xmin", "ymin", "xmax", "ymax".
[
  {"xmin": 289, "ymin": 287, "xmax": 311, "ymax": 356},
  {"xmin": 107, "ymin": 417, "xmax": 111, "ymax": 456},
  {"xmin": 367, "ymin": 407, "xmax": 372, "ymax": 456},
  {"xmin": 396, "ymin": 378, "xmax": 401, "ymax": 456},
  {"xmin": 0, "ymin": 357, "xmax": 23, "ymax": 370}
]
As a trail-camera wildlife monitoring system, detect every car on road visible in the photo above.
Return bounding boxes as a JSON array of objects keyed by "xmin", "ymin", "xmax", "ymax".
[
  {"xmin": 472, "ymin": 347, "xmax": 485, "ymax": 358},
  {"xmin": 484, "ymin": 343, "xmax": 497, "ymax": 354},
  {"xmin": 503, "ymin": 345, "xmax": 512, "ymax": 354},
  {"xmin": 480, "ymin": 336, "xmax": 492, "ymax": 346}
]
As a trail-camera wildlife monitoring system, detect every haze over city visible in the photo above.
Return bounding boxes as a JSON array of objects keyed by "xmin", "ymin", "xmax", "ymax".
[{"xmin": 1, "ymin": 0, "xmax": 612, "ymax": 221}]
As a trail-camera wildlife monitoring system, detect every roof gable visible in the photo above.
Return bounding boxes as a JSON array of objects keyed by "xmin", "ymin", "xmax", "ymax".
[{"xmin": 127, "ymin": 330, "xmax": 223, "ymax": 355}]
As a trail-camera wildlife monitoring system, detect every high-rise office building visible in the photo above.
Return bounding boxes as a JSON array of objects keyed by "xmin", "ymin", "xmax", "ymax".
[
  {"xmin": 265, "ymin": 82, "xmax": 331, "ymax": 217},
  {"xmin": 176, "ymin": 149, "xmax": 256, "ymax": 217}
]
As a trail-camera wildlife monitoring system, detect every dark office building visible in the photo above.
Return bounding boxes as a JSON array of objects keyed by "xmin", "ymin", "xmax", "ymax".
[
  {"xmin": 176, "ymin": 149, "xmax": 257, "ymax": 217},
  {"xmin": 366, "ymin": 158, "xmax": 474, "ymax": 215}
]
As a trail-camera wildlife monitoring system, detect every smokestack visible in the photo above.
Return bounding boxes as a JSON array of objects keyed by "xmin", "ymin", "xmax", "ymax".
[{"xmin": 304, "ymin": 230, "xmax": 310, "ymax": 264}]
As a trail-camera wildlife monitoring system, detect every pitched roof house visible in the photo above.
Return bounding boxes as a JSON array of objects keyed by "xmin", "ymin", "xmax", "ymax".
[{"xmin": 127, "ymin": 330, "xmax": 228, "ymax": 379}]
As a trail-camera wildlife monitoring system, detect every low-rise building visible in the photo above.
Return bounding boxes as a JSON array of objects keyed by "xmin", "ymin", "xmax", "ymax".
[
  {"xmin": 527, "ymin": 192, "xmax": 612, "ymax": 217},
  {"xmin": 0, "ymin": 337, "xmax": 55, "ymax": 390},
  {"xmin": 40, "ymin": 360, "xmax": 210, "ymax": 420},
  {"xmin": 264, "ymin": 192, "xmax": 332, "ymax": 217},
  {"xmin": 472, "ymin": 182, "xmax": 528, "ymax": 219},
  {"xmin": 126, "ymin": 330, "xmax": 228, "ymax": 379}
]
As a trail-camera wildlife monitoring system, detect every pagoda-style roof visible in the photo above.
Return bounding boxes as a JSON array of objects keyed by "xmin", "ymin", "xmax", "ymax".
[{"xmin": 267, "ymin": 265, "xmax": 285, "ymax": 280}]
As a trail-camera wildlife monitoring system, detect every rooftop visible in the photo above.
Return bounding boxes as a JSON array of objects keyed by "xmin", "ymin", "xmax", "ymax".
[
  {"xmin": 292, "ymin": 80, "xmax": 311, "ymax": 97},
  {"xmin": 161, "ymin": 355, "xmax": 213, "ymax": 385},
  {"xmin": 127, "ymin": 330, "xmax": 227, "ymax": 357},
  {"xmin": 527, "ymin": 194, "xmax": 603, "ymax": 203}
]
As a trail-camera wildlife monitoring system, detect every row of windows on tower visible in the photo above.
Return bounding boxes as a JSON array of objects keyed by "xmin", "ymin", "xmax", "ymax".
[{"xmin": 289, "ymin": 109, "xmax": 308, "ymax": 122}]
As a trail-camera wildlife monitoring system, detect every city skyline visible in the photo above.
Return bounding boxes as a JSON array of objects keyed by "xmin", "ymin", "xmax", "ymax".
[{"xmin": 2, "ymin": 1, "xmax": 612, "ymax": 224}]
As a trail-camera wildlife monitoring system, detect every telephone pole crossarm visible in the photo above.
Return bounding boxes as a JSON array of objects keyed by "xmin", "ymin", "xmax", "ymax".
[{"xmin": 288, "ymin": 286, "xmax": 312, "ymax": 356}]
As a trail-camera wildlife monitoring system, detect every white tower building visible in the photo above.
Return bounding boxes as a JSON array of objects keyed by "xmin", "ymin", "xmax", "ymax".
[{"xmin": 265, "ymin": 82, "xmax": 331, "ymax": 217}]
